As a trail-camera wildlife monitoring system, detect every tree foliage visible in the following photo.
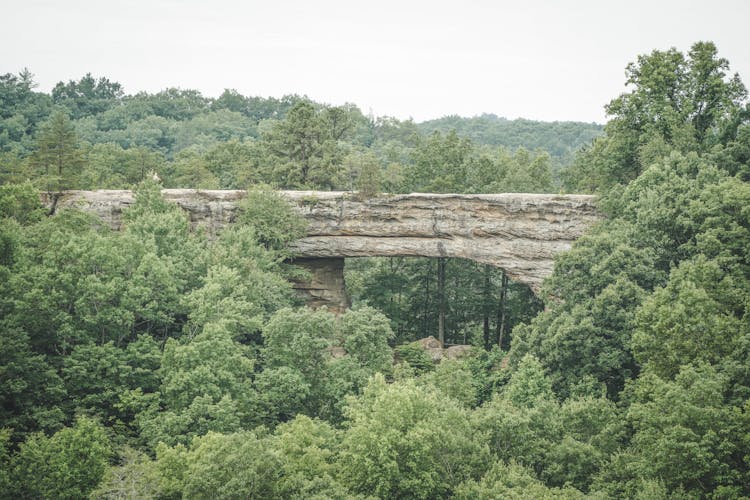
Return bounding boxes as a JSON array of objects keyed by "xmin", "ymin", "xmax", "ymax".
[{"xmin": 9, "ymin": 416, "xmax": 112, "ymax": 499}]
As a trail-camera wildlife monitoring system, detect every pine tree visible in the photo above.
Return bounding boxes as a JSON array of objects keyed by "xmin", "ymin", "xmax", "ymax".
[{"xmin": 32, "ymin": 110, "xmax": 82, "ymax": 191}]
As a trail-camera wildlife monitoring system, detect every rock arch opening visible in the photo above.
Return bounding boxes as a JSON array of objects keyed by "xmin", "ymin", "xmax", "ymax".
[{"xmin": 292, "ymin": 255, "xmax": 544, "ymax": 349}]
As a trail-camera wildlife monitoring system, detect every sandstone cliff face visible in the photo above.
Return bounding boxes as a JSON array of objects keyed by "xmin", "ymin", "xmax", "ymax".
[{"xmin": 43, "ymin": 189, "xmax": 600, "ymax": 294}]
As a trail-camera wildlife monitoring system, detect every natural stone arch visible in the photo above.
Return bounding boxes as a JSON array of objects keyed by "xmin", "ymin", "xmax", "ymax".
[{"xmin": 43, "ymin": 189, "xmax": 601, "ymax": 309}]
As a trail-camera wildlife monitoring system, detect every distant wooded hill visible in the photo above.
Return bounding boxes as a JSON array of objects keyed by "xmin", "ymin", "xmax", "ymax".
[{"xmin": 419, "ymin": 114, "xmax": 603, "ymax": 165}]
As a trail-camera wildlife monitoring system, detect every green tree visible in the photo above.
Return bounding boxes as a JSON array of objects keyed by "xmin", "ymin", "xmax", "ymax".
[
  {"xmin": 418, "ymin": 113, "xmax": 602, "ymax": 167},
  {"xmin": 0, "ymin": 181, "xmax": 45, "ymax": 224},
  {"xmin": 203, "ymin": 224, "xmax": 296, "ymax": 321},
  {"xmin": 0, "ymin": 326, "xmax": 66, "ymax": 440},
  {"xmin": 260, "ymin": 307, "xmax": 336, "ymax": 419},
  {"xmin": 139, "ymin": 321, "xmax": 258, "ymax": 448},
  {"xmin": 182, "ymin": 264, "xmax": 286, "ymax": 340},
  {"xmin": 51, "ymin": 73, "xmax": 124, "ymax": 119},
  {"xmin": 165, "ymin": 148, "xmax": 220, "ymax": 189},
  {"xmin": 32, "ymin": 109, "xmax": 83, "ymax": 191},
  {"xmin": 0, "ymin": 69, "xmax": 52, "ymax": 153},
  {"xmin": 213, "ymin": 88, "xmax": 249, "ymax": 114},
  {"xmin": 509, "ymin": 220, "xmax": 663, "ymax": 398},
  {"xmin": 6, "ymin": 210, "xmax": 124, "ymax": 355},
  {"xmin": 339, "ymin": 305, "xmax": 394, "ymax": 374},
  {"xmin": 455, "ymin": 461, "xmax": 587, "ymax": 499},
  {"xmin": 344, "ymin": 150, "xmax": 382, "ymax": 196},
  {"xmin": 61, "ymin": 335, "xmax": 161, "ymax": 434},
  {"xmin": 594, "ymin": 364, "xmax": 749, "ymax": 497},
  {"xmin": 418, "ymin": 358, "xmax": 481, "ymax": 408},
  {"xmin": 408, "ymin": 130, "xmax": 473, "ymax": 192},
  {"xmin": 200, "ymin": 138, "xmax": 259, "ymax": 188},
  {"xmin": 338, "ymin": 374, "xmax": 488, "ymax": 499},
  {"xmin": 261, "ymin": 101, "xmax": 344, "ymax": 189},
  {"xmin": 90, "ymin": 446, "xmax": 163, "ymax": 499},
  {"xmin": 272, "ymin": 414, "xmax": 352, "ymax": 498},
  {"xmin": 566, "ymin": 41, "xmax": 748, "ymax": 193},
  {"xmin": 140, "ymin": 87, "xmax": 209, "ymax": 121},
  {"xmin": 503, "ymin": 354, "xmax": 554, "ymax": 408},
  {"xmin": 237, "ymin": 185, "xmax": 307, "ymax": 255},
  {"xmin": 172, "ymin": 109, "xmax": 257, "ymax": 152},
  {"xmin": 632, "ymin": 256, "xmax": 749, "ymax": 380},
  {"xmin": 122, "ymin": 179, "xmax": 203, "ymax": 316},
  {"xmin": 80, "ymin": 143, "xmax": 165, "ymax": 189},
  {"xmin": 9, "ymin": 416, "xmax": 113, "ymax": 499},
  {"xmin": 472, "ymin": 348, "xmax": 625, "ymax": 492},
  {"xmin": 313, "ymin": 306, "xmax": 396, "ymax": 422},
  {"xmin": 152, "ymin": 430, "xmax": 282, "ymax": 499}
]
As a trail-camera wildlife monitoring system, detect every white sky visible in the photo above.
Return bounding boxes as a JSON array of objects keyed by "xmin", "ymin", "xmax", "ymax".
[{"xmin": 2, "ymin": 0, "xmax": 749, "ymax": 124}]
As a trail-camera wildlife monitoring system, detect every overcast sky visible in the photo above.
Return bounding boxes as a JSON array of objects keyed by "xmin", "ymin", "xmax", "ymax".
[{"xmin": 3, "ymin": 0, "xmax": 749, "ymax": 124}]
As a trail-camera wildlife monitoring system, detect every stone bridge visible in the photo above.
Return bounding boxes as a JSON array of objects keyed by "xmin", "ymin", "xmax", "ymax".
[{"xmin": 45, "ymin": 190, "xmax": 601, "ymax": 309}]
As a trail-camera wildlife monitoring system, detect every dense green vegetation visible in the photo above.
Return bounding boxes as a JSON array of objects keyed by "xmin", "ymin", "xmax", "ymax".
[
  {"xmin": 1, "ymin": 40, "xmax": 749, "ymax": 498},
  {"xmin": 419, "ymin": 114, "xmax": 602, "ymax": 171},
  {"xmin": 0, "ymin": 68, "xmax": 586, "ymax": 192}
]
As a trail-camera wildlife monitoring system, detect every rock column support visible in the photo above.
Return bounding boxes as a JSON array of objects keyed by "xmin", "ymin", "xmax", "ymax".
[{"xmin": 290, "ymin": 257, "xmax": 350, "ymax": 313}]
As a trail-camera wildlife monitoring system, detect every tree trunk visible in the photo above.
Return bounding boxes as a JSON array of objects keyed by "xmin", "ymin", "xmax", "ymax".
[
  {"xmin": 497, "ymin": 270, "xmax": 508, "ymax": 349},
  {"xmin": 57, "ymin": 148, "xmax": 64, "ymax": 191},
  {"xmin": 421, "ymin": 260, "xmax": 431, "ymax": 338},
  {"xmin": 438, "ymin": 257, "xmax": 446, "ymax": 346},
  {"xmin": 483, "ymin": 264, "xmax": 491, "ymax": 349}
]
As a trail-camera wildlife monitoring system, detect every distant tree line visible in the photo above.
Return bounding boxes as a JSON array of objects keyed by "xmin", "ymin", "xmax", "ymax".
[{"xmin": 1, "ymin": 68, "xmax": 599, "ymax": 193}]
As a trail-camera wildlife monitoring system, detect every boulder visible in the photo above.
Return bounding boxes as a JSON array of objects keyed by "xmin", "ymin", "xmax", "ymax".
[{"xmin": 445, "ymin": 345, "xmax": 473, "ymax": 360}]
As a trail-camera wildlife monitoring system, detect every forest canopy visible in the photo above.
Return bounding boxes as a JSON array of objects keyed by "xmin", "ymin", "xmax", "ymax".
[
  {"xmin": 1, "ymin": 40, "xmax": 749, "ymax": 498},
  {"xmin": 0, "ymin": 66, "xmax": 601, "ymax": 192}
]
